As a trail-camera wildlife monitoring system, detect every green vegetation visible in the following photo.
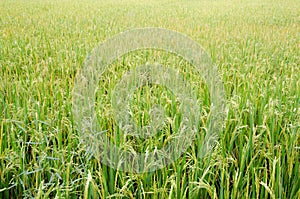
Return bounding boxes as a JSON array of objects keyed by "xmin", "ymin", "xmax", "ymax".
[{"xmin": 0, "ymin": 0, "xmax": 299, "ymax": 198}]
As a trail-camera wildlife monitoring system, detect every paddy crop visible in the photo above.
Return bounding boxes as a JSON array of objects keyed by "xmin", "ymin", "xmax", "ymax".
[{"xmin": 0, "ymin": 0, "xmax": 299, "ymax": 198}]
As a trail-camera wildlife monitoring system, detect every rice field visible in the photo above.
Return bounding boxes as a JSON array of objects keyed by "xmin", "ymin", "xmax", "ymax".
[{"xmin": 0, "ymin": 0, "xmax": 299, "ymax": 198}]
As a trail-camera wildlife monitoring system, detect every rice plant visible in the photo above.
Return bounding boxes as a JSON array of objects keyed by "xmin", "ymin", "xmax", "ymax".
[{"xmin": 0, "ymin": 0, "xmax": 299, "ymax": 198}]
